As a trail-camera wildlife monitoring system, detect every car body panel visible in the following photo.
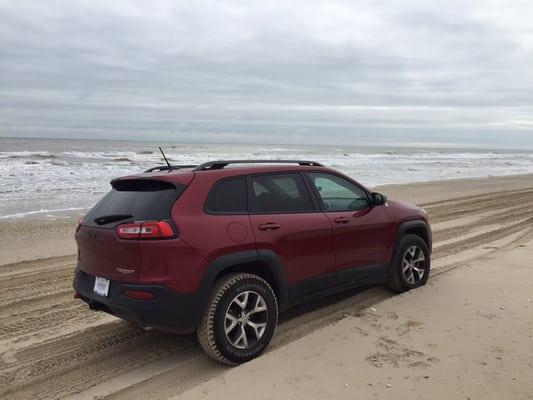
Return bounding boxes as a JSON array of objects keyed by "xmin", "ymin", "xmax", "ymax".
[
  {"xmin": 250, "ymin": 212, "xmax": 335, "ymax": 287},
  {"xmin": 76, "ymin": 226, "xmax": 142, "ymax": 283},
  {"xmin": 324, "ymin": 205, "xmax": 395, "ymax": 271}
]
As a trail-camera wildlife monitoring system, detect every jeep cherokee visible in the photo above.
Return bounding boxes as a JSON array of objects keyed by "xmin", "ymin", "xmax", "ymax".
[{"xmin": 73, "ymin": 160, "xmax": 431, "ymax": 365}]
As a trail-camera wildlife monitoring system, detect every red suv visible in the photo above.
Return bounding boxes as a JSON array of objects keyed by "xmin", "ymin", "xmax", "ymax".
[{"xmin": 73, "ymin": 160, "xmax": 431, "ymax": 365}]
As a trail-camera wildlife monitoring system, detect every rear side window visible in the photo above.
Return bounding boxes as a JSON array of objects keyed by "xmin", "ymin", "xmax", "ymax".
[
  {"xmin": 205, "ymin": 177, "xmax": 247, "ymax": 214},
  {"xmin": 250, "ymin": 173, "xmax": 314, "ymax": 213},
  {"xmin": 84, "ymin": 179, "xmax": 184, "ymax": 227}
]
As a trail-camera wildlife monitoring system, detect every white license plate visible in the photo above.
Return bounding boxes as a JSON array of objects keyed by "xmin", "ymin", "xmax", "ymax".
[{"xmin": 93, "ymin": 276, "xmax": 110, "ymax": 297}]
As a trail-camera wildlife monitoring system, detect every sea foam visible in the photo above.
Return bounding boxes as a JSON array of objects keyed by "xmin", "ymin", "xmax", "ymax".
[{"xmin": 1, "ymin": 138, "xmax": 533, "ymax": 220}]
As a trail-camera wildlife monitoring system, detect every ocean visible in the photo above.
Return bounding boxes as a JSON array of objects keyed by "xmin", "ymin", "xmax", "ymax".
[{"xmin": 1, "ymin": 137, "xmax": 533, "ymax": 220}]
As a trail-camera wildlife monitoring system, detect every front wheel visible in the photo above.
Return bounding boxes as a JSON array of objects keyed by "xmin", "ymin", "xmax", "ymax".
[
  {"xmin": 387, "ymin": 234, "xmax": 430, "ymax": 293},
  {"xmin": 197, "ymin": 273, "xmax": 278, "ymax": 365}
]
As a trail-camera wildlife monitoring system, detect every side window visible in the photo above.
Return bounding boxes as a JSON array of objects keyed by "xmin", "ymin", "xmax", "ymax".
[
  {"xmin": 250, "ymin": 173, "xmax": 314, "ymax": 213},
  {"xmin": 307, "ymin": 173, "xmax": 369, "ymax": 211},
  {"xmin": 205, "ymin": 177, "xmax": 247, "ymax": 214}
]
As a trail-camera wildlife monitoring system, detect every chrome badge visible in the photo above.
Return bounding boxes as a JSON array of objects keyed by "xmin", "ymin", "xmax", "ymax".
[{"xmin": 116, "ymin": 267, "xmax": 135, "ymax": 274}]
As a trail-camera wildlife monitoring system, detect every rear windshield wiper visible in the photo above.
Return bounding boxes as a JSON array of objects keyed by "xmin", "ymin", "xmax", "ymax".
[{"xmin": 94, "ymin": 214, "xmax": 133, "ymax": 225}]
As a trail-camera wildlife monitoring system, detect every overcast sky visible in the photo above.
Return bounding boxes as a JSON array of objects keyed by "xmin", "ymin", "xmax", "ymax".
[{"xmin": 1, "ymin": 0, "xmax": 532, "ymax": 148}]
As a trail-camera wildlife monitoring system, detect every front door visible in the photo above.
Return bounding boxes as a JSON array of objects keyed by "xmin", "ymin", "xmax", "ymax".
[{"xmin": 305, "ymin": 172, "xmax": 393, "ymax": 280}]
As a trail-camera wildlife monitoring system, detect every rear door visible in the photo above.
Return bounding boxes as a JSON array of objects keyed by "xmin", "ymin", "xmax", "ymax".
[
  {"xmin": 305, "ymin": 172, "xmax": 393, "ymax": 277},
  {"xmin": 76, "ymin": 179, "xmax": 185, "ymax": 283},
  {"xmin": 248, "ymin": 173, "xmax": 335, "ymax": 296}
]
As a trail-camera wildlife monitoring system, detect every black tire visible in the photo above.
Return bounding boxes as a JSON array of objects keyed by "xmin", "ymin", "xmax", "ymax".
[
  {"xmin": 196, "ymin": 273, "xmax": 278, "ymax": 365},
  {"xmin": 387, "ymin": 234, "xmax": 430, "ymax": 293}
]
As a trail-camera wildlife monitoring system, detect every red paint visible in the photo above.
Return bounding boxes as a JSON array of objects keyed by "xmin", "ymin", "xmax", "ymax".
[
  {"xmin": 250, "ymin": 212, "xmax": 335, "ymax": 285},
  {"xmin": 75, "ymin": 164, "xmax": 428, "ymax": 295}
]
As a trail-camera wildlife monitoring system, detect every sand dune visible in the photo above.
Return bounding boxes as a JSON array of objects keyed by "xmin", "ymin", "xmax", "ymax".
[{"xmin": 1, "ymin": 174, "xmax": 532, "ymax": 399}]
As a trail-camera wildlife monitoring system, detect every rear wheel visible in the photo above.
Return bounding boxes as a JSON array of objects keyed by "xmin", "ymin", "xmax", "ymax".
[
  {"xmin": 387, "ymin": 234, "xmax": 430, "ymax": 293},
  {"xmin": 197, "ymin": 273, "xmax": 278, "ymax": 365}
]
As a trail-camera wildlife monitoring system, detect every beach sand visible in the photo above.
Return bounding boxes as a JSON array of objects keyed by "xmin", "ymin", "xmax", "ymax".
[
  {"xmin": 178, "ymin": 235, "xmax": 533, "ymax": 400},
  {"xmin": 1, "ymin": 173, "xmax": 532, "ymax": 399}
]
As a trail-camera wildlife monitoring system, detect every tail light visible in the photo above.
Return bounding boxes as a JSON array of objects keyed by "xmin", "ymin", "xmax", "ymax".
[{"xmin": 115, "ymin": 220, "xmax": 175, "ymax": 240}]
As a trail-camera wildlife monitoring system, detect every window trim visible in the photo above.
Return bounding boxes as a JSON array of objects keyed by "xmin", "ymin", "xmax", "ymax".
[
  {"xmin": 203, "ymin": 175, "xmax": 249, "ymax": 215},
  {"xmin": 202, "ymin": 170, "xmax": 371, "ymax": 215},
  {"xmin": 247, "ymin": 171, "xmax": 320, "ymax": 215},
  {"xmin": 303, "ymin": 171, "xmax": 372, "ymax": 213}
]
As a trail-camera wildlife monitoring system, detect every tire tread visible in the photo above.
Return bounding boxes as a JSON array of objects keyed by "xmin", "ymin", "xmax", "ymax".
[
  {"xmin": 196, "ymin": 273, "xmax": 278, "ymax": 366},
  {"xmin": 386, "ymin": 234, "xmax": 430, "ymax": 293}
]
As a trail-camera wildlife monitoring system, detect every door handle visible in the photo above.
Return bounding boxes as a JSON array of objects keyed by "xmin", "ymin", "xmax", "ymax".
[
  {"xmin": 333, "ymin": 217, "xmax": 349, "ymax": 224},
  {"xmin": 258, "ymin": 223, "xmax": 281, "ymax": 231}
]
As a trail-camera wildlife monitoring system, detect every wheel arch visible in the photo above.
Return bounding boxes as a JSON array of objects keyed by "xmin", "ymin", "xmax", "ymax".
[
  {"xmin": 199, "ymin": 250, "xmax": 289, "ymax": 312},
  {"xmin": 403, "ymin": 223, "xmax": 431, "ymax": 252},
  {"xmin": 389, "ymin": 219, "xmax": 432, "ymax": 271}
]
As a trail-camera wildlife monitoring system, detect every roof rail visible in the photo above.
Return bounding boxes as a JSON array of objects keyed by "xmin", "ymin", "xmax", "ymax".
[
  {"xmin": 193, "ymin": 160, "xmax": 325, "ymax": 171},
  {"xmin": 144, "ymin": 165, "xmax": 198, "ymax": 173}
]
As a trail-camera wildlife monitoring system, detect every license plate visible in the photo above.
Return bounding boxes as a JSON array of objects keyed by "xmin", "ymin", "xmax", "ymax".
[{"xmin": 93, "ymin": 276, "xmax": 110, "ymax": 297}]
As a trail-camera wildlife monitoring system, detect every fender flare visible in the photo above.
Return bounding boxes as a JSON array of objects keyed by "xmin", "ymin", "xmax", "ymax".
[
  {"xmin": 389, "ymin": 219, "xmax": 432, "ymax": 271},
  {"xmin": 198, "ymin": 250, "xmax": 289, "ymax": 311},
  {"xmin": 257, "ymin": 249, "xmax": 289, "ymax": 310}
]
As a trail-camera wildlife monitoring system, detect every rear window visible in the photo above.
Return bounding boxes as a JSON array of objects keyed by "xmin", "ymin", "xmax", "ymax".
[
  {"xmin": 205, "ymin": 177, "xmax": 247, "ymax": 214},
  {"xmin": 84, "ymin": 179, "xmax": 185, "ymax": 227}
]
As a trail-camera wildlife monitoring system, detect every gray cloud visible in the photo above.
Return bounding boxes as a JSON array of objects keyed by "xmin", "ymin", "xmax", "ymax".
[{"xmin": 1, "ymin": 0, "xmax": 533, "ymax": 147}]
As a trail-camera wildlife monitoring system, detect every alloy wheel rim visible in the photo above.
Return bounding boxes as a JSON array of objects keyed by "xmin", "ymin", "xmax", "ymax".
[
  {"xmin": 402, "ymin": 245, "xmax": 426, "ymax": 284},
  {"xmin": 224, "ymin": 291, "xmax": 268, "ymax": 349}
]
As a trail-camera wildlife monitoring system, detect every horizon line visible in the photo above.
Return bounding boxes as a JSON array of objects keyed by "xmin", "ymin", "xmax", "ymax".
[{"xmin": 1, "ymin": 134, "xmax": 533, "ymax": 152}]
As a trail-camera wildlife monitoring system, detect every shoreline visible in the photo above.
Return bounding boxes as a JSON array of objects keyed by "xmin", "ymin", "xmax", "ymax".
[
  {"xmin": 3, "ymin": 136, "xmax": 533, "ymax": 221},
  {"xmin": 2, "ymin": 171, "xmax": 533, "ymax": 223}
]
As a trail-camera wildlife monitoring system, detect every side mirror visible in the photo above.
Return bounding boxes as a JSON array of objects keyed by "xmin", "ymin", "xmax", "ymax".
[{"xmin": 371, "ymin": 192, "xmax": 387, "ymax": 206}]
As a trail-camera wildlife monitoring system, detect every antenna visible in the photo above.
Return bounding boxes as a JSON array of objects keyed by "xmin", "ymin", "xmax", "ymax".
[{"xmin": 159, "ymin": 147, "xmax": 171, "ymax": 170}]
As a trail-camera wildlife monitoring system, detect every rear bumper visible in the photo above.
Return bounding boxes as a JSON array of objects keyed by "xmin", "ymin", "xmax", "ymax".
[{"xmin": 73, "ymin": 267, "xmax": 204, "ymax": 334}]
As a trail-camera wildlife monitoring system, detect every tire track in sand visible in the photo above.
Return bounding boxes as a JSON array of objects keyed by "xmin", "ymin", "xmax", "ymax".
[{"xmin": 1, "ymin": 186, "xmax": 533, "ymax": 400}]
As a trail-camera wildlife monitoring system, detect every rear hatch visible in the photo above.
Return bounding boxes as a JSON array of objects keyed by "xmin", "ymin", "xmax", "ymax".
[{"xmin": 76, "ymin": 175, "xmax": 190, "ymax": 283}]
